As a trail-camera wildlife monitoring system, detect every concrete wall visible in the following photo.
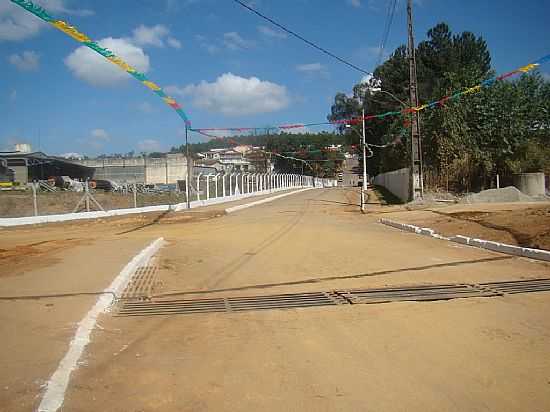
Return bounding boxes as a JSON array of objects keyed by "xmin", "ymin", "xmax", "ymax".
[
  {"xmin": 373, "ymin": 168, "xmax": 409, "ymax": 202},
  {"xmin": 513, "ymin": 172, "xmax": 546, "ymax": 196},
  {"xmin": 76, "ymin": 154, "xmax": 188, "ymax": 185}
]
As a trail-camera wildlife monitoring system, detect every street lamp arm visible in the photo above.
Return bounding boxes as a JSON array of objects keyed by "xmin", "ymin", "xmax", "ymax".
[{"xmin": 373, "ymin": 89, "xmax": 407, "ymax": 108}]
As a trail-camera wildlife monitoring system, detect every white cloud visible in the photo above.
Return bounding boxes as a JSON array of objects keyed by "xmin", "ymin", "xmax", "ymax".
[
  {"xmin": 348, "ymin": 0, "xmax": 361, "ymax": 7},
  {"xmin": 195, "ymin": 34, "xmax": 220, "ymax": 54},
  {"xmin": 80, "ymin": 129, "xmax": 110, "ymax": 150},
  {"xmin": 59, "ymin": 152, "xmax": 83, "ymax": 159},
  {"xmin": 257, "ymin": 25, "xmax": 287, "ymax": 39},
  {"xmin": 223, "ymin": 32, "xmax": 255, "ymax": 50},
  {"xmin": 296, "ymin": 63, "xmax": 329, "ymax": 78},
  {"xmin": 8, "ymin": 50, "xmax": 40, "ymax": 71},
  {"xmin": 137, "ymin": 101, "xmax": 154, "ymax": 113},
  {"xmin": 137, "ymin": 139, "xmax": 162, "ymax": 152},
  {"xmin": 0, "ymin": 1, "xmax": 93, "ymax": 41},
  {"xmin": 167, "ymin": 73, "xmax": 290, "ymax": 116},
  {"xmin": 91, "ymin": 129, "xmax": 109, "ymax": 141},
  {"xmin": 132, "ymin": 24, "xmax": 170, "ymax": 47},
  {"xmin": 167, "ymin": 37, "xmax": 182, "ymax": 49},
  {"xmin": 65, "ymin": 37, "xmax": 150, "ymax": 87}
]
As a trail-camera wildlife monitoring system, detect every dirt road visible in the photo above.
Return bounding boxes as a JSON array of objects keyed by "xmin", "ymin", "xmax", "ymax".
[{"xmin": 1, "ymin": 188, "xmax": 549, "ymax": 411}]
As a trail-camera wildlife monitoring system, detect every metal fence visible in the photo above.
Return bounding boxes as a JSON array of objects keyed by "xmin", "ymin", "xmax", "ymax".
[{"xmin": 0, "ymin": 173, "xmax": 337, "ymax": 219}]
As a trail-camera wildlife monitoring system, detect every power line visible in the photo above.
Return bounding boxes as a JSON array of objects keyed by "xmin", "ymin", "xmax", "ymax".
[
  {"xmin": 376, "ymin": 0, "xmax": 398, "ymax": 68},
  {"xmin": 231, "ymin": 0, "xmax": 372, "ymax": 75}
]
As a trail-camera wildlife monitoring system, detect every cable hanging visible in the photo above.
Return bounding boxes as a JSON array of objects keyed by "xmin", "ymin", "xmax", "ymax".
[{"xmin": 231, "ymin": 0, "xmax": 373, "ymax": 75}]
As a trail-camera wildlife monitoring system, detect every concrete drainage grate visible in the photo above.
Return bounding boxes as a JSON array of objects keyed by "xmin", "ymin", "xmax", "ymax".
[{"xmin": 116, "ymin": 278, "xmax": 550, "ymax": 317}]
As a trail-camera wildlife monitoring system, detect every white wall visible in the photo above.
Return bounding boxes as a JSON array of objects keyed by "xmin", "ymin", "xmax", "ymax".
[{"xmin": 373, "ymin": 168, "xmax": 409, "ymax": 202}]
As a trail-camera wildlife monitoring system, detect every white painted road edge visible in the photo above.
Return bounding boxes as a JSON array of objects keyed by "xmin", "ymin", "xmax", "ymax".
[
  {"xmin": 379, "ymin": 218, "xmax": 550, "ymax": 262},
  {"xmin": 37, "ymin": 237, "xmax": 165, "ymax": 412},
  {"xmin": 225, "ymin": 188, "xmax": 314, "ymax": 213}
]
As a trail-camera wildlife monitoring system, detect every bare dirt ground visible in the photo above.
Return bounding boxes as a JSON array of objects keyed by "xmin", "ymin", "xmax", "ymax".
[
  {"xmin": 384, "ymin": 201, "xmax": 550, "ymax": 250},
  {"xmin": 1, "ymin": 188, "xmax": 550, "ymax": 411},
  {"xmin": 0, "ymin": 190, "xmax": 184, "ymax": 218}
]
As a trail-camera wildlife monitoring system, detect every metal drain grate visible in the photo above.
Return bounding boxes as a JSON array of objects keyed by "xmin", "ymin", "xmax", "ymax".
[
  {"xmin": 339, "ymin": 284, "xmax": 499, "ymax": 305},
  {"xmin": 121, "ymin": 265, "xmax": 160, "ymax": 300},
  {"xmin": 116, "ymin": 278, "xmax": 550, "ymax": 317},
  {"xmin": 117, "ymin": 291, "xmax": 340, "ymax": 317},
  {"xmin": 479, "ymin": 278, "xmax": 550, "ymax": 295}
]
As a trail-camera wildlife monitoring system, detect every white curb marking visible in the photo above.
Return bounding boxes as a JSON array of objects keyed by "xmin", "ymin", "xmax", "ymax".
[
  {"xmin": 37, "ymin": 237, "xmax": 165, "ymax": 412},
  {"xmin": 379, "ymin": 218, "xmax": 550, "ymax": 262},
  {"xmin": 225, "ymin": 188, "xmax": 313, "ymax": 213}
]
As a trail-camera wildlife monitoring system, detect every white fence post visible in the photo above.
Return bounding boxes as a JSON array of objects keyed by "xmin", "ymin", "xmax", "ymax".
[
  {"xmin": 222, "ymin": 174, "xmax": 227, "ymax": 197},
  {"xmin": 206, "ymin": 174, "xmax": 210, "ymax": 200},
  {"xmin": 196, "ymin": 173, "xmax": 202, "ymax": 201},
  {"xmin": 241, "ymin": 173, "xmax": 245, "ymax": 195}
]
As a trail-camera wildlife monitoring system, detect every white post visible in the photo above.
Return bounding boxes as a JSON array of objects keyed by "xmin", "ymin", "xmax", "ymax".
[
  {"xmin": 214, "ymin": 174, "xmax": 219, "ymax": 198},
  {"xmin": 133, "ymin": 182, "xmax": 137, "ymax": 208},
  {"xmin": 85, "ymin": 180, "xmax": 90, "ymax": 212},
  {"xmin": 196, "ymin": 173, "xmax": 202, "ymax": 201},
  {"xmin": 31, "ymin": 181, "xmax": 38, "ymax": 216},
  {"xmin": 229, "ymin": 173, "xmax": 234, "ymax": 196},
  {"xmin": 241, "ymin": 173, "xmax": 245, "ymax": 195},
  {"xmin": 206, "ymin": 174, "xmax": 210, "ymax": 200}
]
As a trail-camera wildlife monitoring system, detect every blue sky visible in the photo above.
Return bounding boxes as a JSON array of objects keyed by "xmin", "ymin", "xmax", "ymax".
[{"xmin": 1, "ymin": 0, "xmax": 549, "ymax": 156}]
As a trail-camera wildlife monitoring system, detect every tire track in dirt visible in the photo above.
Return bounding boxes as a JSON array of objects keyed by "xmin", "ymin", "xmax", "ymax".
[{"xmin": 198, "ymin": 190, "xmax": 325, "ymax": 291}]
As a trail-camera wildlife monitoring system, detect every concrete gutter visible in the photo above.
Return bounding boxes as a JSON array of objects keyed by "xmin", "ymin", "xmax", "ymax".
[{"xmin": 379, "ymin": 218, "xmax": 550, "ymax": 262}]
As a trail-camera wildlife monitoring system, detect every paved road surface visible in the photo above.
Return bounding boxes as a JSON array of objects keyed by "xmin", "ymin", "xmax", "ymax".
[{"xmin": 1, "ymin": 188, "xmax": 549, "ymax": 411}]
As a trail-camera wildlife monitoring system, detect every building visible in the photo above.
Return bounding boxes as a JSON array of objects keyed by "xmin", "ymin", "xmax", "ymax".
[
  {"xmin": 196, "ymin": 148, "xmax": 252, "ymax": 173},
  {"xmin": 0, "ymin": 148, "xmax": 93, "ymax": 184},
  {"xmin": 0, "ymin": 158, "xmax": 14, "ymax": 184},
  {"xmin": 75, "ymin": 153, "xmax": 189, "ymax": 185}
]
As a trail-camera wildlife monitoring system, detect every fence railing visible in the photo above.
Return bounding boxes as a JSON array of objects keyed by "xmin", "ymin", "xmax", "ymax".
[
  {"xmin": 0, "ymin": 173, "xmax": 338, "ymax": 220},
  {"xmin": 190, "ymin": 173, "xmax": 336, "ymax": 203}
]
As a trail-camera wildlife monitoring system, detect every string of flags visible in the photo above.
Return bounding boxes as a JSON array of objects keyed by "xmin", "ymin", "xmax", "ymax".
[
  {"xmin": 192, "ymin": 53, "xmax": 550, "ymax": 139},
  {"xmin": 10, "ymin": 0, "xmax": 549, "ymax": 142},
  {"xmin": 10, "ymin": 0, "xmax": 191, "ymax": 127}
]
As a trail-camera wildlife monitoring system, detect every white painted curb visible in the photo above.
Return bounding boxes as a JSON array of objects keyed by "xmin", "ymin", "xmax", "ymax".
[
  {"xmin": 225, "ymin": 188, "xmax": 313, "ymax": 213},
  {"xmin": 379, "ymin": 218, "xmax": 550, "ymax": 262},
  {"xmin": 37, "ymin": 237, "xmax": 165, "ymax": 412}
]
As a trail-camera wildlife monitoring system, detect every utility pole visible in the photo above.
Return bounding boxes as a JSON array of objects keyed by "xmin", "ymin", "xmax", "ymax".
[
  {"xmin": 361, "ymin": 106, "xmax": 367, "ymax": 213},
  {"xmin": 185, "ymin": 126, "xmax": 191, "ymax": 209},
  {"xmin": 407, "ymin": 0, "xmax": 424, "ymax": 201}
]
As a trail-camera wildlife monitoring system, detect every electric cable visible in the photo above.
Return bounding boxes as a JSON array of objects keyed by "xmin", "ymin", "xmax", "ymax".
[
  {"xmin": 376, "ymin": 0, "xmax": 398, "ymax": 68},
  {"xmin": 231, "ymin": 0, "xmax": 373, "ymax": 75}
]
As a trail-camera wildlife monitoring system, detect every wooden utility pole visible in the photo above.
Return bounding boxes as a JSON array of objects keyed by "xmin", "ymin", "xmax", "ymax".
[{"xmin": 407, "ymin": 0, "xmax": 424, "ymax": 200}]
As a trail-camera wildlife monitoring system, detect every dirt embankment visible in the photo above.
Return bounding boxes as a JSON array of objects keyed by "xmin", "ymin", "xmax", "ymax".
[{"xmin": 400, "ymin": 205, "xmax": 550, "ymax": 250}]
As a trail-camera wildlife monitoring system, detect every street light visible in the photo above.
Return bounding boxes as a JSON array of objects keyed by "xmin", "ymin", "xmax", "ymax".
[
  {"xmin": 375, "ymin": 89, "xmax": 407, "ymax": 108},
  {"xmin": 345, "ymin": 120, "xmax": 367, "ymax": 214}
]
